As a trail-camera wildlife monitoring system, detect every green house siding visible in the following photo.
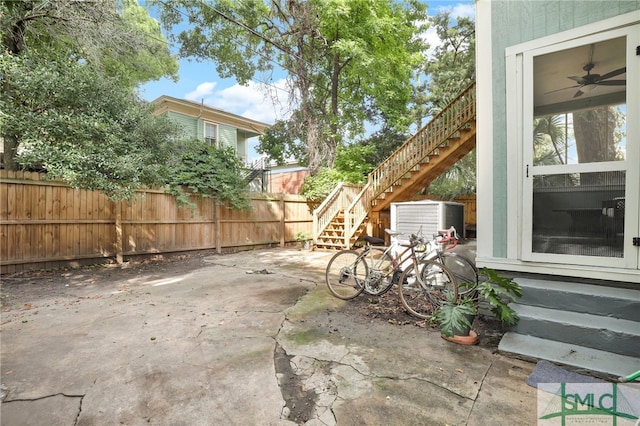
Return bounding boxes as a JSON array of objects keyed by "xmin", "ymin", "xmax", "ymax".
[
  {"xmin": 166, "ymin": 111, "xmax": 197, "ymax": 140},
  {"xmin": 489, "ymin": 0, "xmax": 640, "ymax": 258},
  {"xmin": 219, "ymin": 124, "xmax": 236, "ymax": 150}
]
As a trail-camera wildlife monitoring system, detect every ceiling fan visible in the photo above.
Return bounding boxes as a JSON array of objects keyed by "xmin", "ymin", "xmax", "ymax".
[{"xmin": 546, "ymin": 44, "xmax": 626, "ymax": 98}]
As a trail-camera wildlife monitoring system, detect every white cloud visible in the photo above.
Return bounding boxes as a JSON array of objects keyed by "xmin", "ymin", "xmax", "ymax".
[
  {"xmin": 189, "ymin": 79, "xmax": 291, "ymax": 125},
  {"xmin": 422, "ymin": 2, "xmax": 476, "ymax": 60},
  {"xmin": 185, "ymin": 82, "xmax": 217, "ymax": 102},
  {"xmin": 448, "ymin": 4, "xmax": 475, "ymax": 20},
  {"xmin": 428, "ymin": 1, "xmax": 475, "ymax": 19}
]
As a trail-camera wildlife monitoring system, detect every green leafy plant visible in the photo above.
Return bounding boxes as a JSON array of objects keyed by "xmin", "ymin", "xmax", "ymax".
[
  {"xmin": 432, "ymin": 291, "xmax": 477, "ymax": 338},
  {"xmin": 432, "ymin": 267, "xmax": 522, "ymax": 338},
  {"xmin": 166, "ymin": 141, "xmax": 251, "ymax": 210},
  {"xmin": 295, "ymin": 232, "xmax": 310, "ymax": 243},
  {"xmin": 476, "ymin": 268, "xmax": 522, "ymax": 326}
]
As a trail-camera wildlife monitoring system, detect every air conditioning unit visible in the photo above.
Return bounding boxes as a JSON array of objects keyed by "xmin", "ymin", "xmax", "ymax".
[{"xmin": 390, "ymin": 200, "xmax": 465, "ymax": 240}]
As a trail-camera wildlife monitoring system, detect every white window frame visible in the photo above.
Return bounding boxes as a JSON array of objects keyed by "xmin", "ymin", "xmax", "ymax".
[
  {"xmin": 204, "ymin": 122, "xmax": 218, "ymax": 146},
  {"xmin": 501, "ymin": 12, "xmax": 640, "ymax": 282}
]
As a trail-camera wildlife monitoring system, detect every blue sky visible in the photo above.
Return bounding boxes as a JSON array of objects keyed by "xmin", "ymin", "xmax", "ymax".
[{"xmin": 139, "ymin": 1, "xmax": 475, "ymax": 159}]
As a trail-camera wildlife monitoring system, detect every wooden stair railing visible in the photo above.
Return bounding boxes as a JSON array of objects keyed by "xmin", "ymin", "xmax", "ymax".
[
  {"xmin": 366, "ymin": 82, "xmax": 476, "ymax": 207},
  {"xmin": 313, "ymin": 183, "xmax": 363, "ymax": 242},
  {"xmin": 314, "ymin": 82, "xmax": 476, "ymax": 249}
]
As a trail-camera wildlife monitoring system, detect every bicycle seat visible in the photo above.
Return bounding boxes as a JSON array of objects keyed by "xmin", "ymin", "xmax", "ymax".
[
  {"xmin": 384, "ymin": 229, "xmax": 402, "ymax": 237},
  {"xmin": 364, "ymin": 235, "xmax": 385, "ymax": 246}
]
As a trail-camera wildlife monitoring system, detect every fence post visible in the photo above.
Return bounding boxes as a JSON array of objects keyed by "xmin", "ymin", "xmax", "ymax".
[
  {"xmin": 115, "ymin": 200, "xmax": 123, "ymax": 264},
  {"xmin": 280, "ymin": 194, "xmax": 285, "ymax": 247},
  {"xmin": 214, "ymin": 201, "xmax": 221, "ymax": 254}
]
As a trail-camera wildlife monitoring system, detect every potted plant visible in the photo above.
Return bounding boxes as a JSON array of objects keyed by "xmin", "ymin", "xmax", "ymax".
[
  {"xmin": 433, "ymin": 290, "xmax": 478, "ymax": 344},
  {"xmin": 432, "ymin": 267, "xmax": 522, "ymax": 344},
  {"xmin": 295, "ymin": 232, "xmax": 312, "ymax": 250}
]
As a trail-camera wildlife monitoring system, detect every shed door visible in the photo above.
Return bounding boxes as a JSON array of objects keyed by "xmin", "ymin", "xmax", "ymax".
[{"xmin": 522, "ymin": 27, "xmax": 639, "ymax": 270}]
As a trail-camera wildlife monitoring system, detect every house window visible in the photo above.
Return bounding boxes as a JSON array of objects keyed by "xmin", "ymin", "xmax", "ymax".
[{"xmin": 204, "ymin": 122, "xmax": 218, "ymax": 146}]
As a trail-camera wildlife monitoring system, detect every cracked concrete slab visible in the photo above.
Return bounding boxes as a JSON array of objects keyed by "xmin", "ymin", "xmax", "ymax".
[
  {"xmin": 1, "ymin": 248, "xmax": 538, "ymax": 425},
  {"xmin": 1, "ymin": 394, "xmax": 82, "ymax": 426}
]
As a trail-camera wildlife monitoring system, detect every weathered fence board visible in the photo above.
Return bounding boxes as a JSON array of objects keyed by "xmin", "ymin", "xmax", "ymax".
[{"xmin": 1, "ymin": 171, "xmax": 313, "ymax": 274}]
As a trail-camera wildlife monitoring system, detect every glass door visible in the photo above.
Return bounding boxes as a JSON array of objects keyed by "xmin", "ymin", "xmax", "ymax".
[{"xmin": 522, "ymin": 27, "xmax": 639, "ymax": 269}]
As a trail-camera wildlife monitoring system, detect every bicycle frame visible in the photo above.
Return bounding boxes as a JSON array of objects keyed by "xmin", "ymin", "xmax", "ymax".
[{"xmin": 361, "ymin": 230, "xmax": 427, "ymax": 280}]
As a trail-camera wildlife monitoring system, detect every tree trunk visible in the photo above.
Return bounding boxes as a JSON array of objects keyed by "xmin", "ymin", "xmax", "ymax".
[
  {"xmin": 2, "ymin": 8, "xmax": 27, "ymax": 171},
  {"xmin": 573, "ymin": 107, "xmax": 616, "ymax": 185}
]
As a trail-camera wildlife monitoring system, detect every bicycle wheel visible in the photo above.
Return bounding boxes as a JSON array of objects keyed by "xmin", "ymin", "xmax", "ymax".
[
  {"xmin": 439, "ymin": 252, "xmax": 478, "ymax": 295},
  {"xmin": 360, "ymin": 247, "xmax": 395, "ymax": 296},
  {"xmin": 325, "ymin": 250, "xmax": 367, "ymax": 300},
  {"xmin": 398, "ymin": 260, "xmax": 457, "ymax": 320}
]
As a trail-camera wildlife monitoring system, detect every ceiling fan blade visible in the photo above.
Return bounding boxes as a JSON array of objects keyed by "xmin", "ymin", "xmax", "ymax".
[
  {"xmin": 597, "ymin": 67, "xmax": 626, "ymax": 81},
  {"xmin": 573, "ymin": 89, "xmax": 584, "ymax": 98},
  {"xmin": 595, "ymin": 80, "xmax": 626, "ymax": 86},
  {"xmin": 544, "ymin": 84, "xmax": 581, "ymax": 95}
]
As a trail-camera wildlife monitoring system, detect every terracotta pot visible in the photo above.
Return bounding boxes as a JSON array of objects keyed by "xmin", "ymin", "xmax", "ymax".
[{"xmin": 441, "ymin": 330, "xmax": 479, "ymax": 345}]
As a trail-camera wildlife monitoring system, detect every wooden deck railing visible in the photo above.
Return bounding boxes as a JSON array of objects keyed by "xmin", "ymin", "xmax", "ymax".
[
  {"xmin": 314, "ymin": 82, "xmax": 476, "ymax": 246},
  {"xmin": 366, "ymin": 82, "xmax": 476, "ymax": 203}
]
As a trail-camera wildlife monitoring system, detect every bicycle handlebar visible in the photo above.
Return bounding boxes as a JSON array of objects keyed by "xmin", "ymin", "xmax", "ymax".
[{"xmin": 436, "ymin": 226, "xmax": 459, "ymax": 250}]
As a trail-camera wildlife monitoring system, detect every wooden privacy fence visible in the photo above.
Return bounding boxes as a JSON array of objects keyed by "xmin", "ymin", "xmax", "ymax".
[{"xmin": 0, "ymin": 171, "xmax": 313, "ymax": 274}]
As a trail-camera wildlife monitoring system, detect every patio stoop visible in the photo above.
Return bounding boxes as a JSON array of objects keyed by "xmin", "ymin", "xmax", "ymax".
[{"xmin": 498, "ymin": 277, "xmax": 640, "ymax": 378}]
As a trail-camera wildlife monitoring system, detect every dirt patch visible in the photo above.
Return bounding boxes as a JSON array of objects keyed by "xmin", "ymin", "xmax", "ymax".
[
  {"xmin": 0, "ymin": 251, "xmax": 213, "ymax": 311},
  {"xmin": 338, "ymin": 289, "xmax": 508, "ymax": 351}
]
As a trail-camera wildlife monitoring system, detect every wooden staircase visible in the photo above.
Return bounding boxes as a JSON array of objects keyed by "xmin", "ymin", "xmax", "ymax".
[{"xmin": 313, "ymin": 82, "xmax": 477, "ymax": 250}]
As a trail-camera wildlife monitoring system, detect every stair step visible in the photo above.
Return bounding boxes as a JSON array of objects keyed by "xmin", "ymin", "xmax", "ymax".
[
  {"xmin": 510, "ymin": 304, "xmax": 640, "ymax": 358},
  {"xmin": 315, "ymin": 243, "xmax": 349, "ymax": 249},
  {"xmin": 515, "ymin": 278, "xmax": 640, "ymax": 321},
  {"xmin": 499, "ymin": 333, "xmax": 640, "ymax": 378}
]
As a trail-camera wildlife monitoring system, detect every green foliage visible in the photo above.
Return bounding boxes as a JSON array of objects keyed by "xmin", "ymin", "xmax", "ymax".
[
  {"xmin": 333, "ymin": 144, "xmax": 376, "ymax": 182},
  {"xmin": 257, "ymin": 120, "xmax": 308, "ymax": 166},
  {"xmin": 1, "ymin": 51, "xmax": 178, "ymax": 200},
  {"xmin": 422, "ymin": 12, "xmax": 475, "ymax": 117},
  {"xmin": 433, "ymin": 291, "xmax": 476, "ymax": 338},
  {"xmin": 533, "ymin": 116, "xmax": 567, "ymax": 166},
  {"xmin": 166, "ymin": 141, "xmax": 251, "ymax": 210},
  {"xmin": 105, "ymin": 0, "xmax": 179, "ymax": 87},
  {"xmin": 0, "ymin": 1, "xmax": 251, "ymax": 210},
  {"xmin": 299, "ymin": 142, "xmax": 372, "ymax": 205},
  {"xmin": 476, "ymin": 268, "xmax": 522, "ymax": 326},
  {"xmin": 426, "ymin": 150, "xmax": 476, "ymax": 199},
  {"xmin": 300, "ymin": 168, "xmax": 349, "ymax": 204},
  {"xmin": 355, "ymin": 128, "xmax": 408, "ymax": 167},
  {"xmin": 0, "ymin": 0, "xmax": 178, "ymax": 87},
  {"xmin": 295, "ymin": 232, "xmax": 310, "ymax": 242},
  {"xmin": 432, "ymin": 268, "xmax": 522, "ymax": 337},
  {"xmin": 154, "ymin": 0, "xmax": 428, "ymax": 172},
  {"xmin": 415, "ymin": 11, "xmax": 476, "ymax": 198}
]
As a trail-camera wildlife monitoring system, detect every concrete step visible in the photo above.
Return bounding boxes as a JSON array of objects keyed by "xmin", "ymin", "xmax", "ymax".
[
  {"xmin": 500, "ymin": 277, "xmax": 640, "ymax": 375},
  {"xmin": 499, "ymin": 333, "xmax": 640, "ymax": 378},
  {"xmin": 514, "ymin": 277, "xmax": 640, "ymax": 321},
  {"xmin": 510, "ymin": 304, "xmax": 640, "ymax": 358}
]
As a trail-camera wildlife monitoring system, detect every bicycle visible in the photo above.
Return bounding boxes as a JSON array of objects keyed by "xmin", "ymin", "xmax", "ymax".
[
  {"xmin": 325, "ymin": 229, "xmax": 458, "ymax": 320},
  {"xmin": 424, "ymin": 227, "xmax": 479, "ymax": 296}
]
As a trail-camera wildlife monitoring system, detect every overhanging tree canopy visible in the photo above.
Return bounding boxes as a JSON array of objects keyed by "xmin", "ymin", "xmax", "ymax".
[
  {"xmin": 1, "ymin": 0, "xmax": 179, "ymax": 172},
  {"xmin": 153, "ymin": 0, "xmax": 428, "ymax": 173}
]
